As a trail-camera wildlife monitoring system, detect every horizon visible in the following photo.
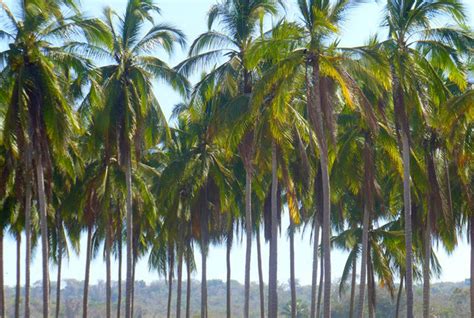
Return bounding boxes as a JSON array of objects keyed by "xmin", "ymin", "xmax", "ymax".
[{"xmin": 4, "ymin": 277, "xmax": 471, "ymax": 288}]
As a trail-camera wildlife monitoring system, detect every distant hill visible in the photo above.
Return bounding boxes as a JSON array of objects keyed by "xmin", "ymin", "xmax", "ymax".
[{"xmin": 5, "ymin": 279, "xmax": 470, "ymax": 317}]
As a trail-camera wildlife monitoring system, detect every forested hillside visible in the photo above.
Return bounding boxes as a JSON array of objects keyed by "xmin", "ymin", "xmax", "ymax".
[{"xmin": 4, "ymin": 280, "xmax": 470, "ymax": 317}]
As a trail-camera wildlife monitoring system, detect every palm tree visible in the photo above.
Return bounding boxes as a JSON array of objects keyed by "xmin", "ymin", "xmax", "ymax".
[
  {"xmin": 247, "ymin": 8, "xmax": 381, "ymax": 317},
  {"xmin": 0, "ymin": 1, "xmax": 109, "ymax": 315},
  {"xmin": 79, "ymin": 1, "xmax": 187, "ymax": 316},
  {"xmin": 381, "ymin": 1, "xmax": 471, "ymax": 315},
  {"xmin": 248, "ymin": 21, "xmax": 322, "ymax": 317},
  {"xmin": 166, "ymin": 83, "xmax": 234, "ymax": 317},
  {"xmin": 281, "ymin": 299, "xmax": 310, "ymax": 318},
  {"xmin": 176, "ymin": 2, "xmax": 282, "ymax": 315},
  {"xmin": 437, "ymin": 88, "xmax": 474, "ymax": 314},
  {"xmin": 0, "ymin": 180, "xmax": 15, "ymax": 318},
  {"xmin": 0, "ymin": 143, "xmax": 34, "ymax": 318},
  {"xmin": 415, "ymin": 65, "xmax": 472, "ymax": 318},
  {"xmin": 61, "ymin": 155, "xmax": 118, "ymax": 318},
  {"xmin": 334, "ymin": 218, "xmax": 411, "ymax": 317}
]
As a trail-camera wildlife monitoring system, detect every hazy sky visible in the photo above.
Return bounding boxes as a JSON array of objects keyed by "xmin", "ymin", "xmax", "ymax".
[{"xmin": 2, "ymin": 0, "xmax": 473, "ymax": 287}]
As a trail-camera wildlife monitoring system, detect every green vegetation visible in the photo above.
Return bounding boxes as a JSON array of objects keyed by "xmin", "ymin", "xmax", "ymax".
[
  {"xmin": 3, "ymin": 280, "xmax": 471, "ymax": 317},
  {"xmin": 0, "ymin": 0, "xmax": 472, "ymax": 318}
]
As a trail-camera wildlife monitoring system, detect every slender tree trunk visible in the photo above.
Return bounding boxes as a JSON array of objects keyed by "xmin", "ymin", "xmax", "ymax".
[
  {"xmin": 309, "ymin": 57, "xmax": 331, "ymax": 318},
  {"xmin": 244, "ymin": 169, "xmax": 252, "ymax": 318},
  {"xmin": 0, "ymin": 231, "xmax": 4, "ymax": 318},
  {"xmin": 316, "ymin": 251, "xmax": 324, "ymax": 318},
  {"xmin": 290, "ymin": 220, "xmax": 297, "ymax": 318},
  {"xmin": 186, "ymin": 253, "xmax": 191, "ymax": 318},
  {"xmin": 444, "ymin": 158, "xmax": 453, "ymax": 217},
  {"xmin": 106, "ymin": 214, "xmax": 112, "ymax": 318},
  {"xmin": 470, "ymin": 214, "xmax": 474, "ymax": 317},
  {"xmin": 24, "ymin": 182, "xmax": 32, "ymax": 318},
  {"xmin": 35, "ymin": 154, "xmax": 49, "ymax": 318},
  {"xmin": 268, "ymin": 141, "xmax": 278, "ymax": 318},
  {"xmin": 401, "ymin": 131, "xmax": 414, "ymax": 318},
  {"xmin": 176, "ymin": 249, "xmax": 183, "ymax": 318},
  {"xmin": 117, "ymin": 220, "xmax": 122, "ymax": 318},
  {"xmin": 367, "ymin": 251, "xmax": 375, "ymax": 318},
  {"xmin": 256, "ymin": 228, "xmax": 265, "ymax": 318},
  {"xmin": 131, "ymin": 256, "xmax": 136, "ymax": 318},
  {"xmin": 310, "ymin": 221, "xmax": 320, "ymax": 318},
  {"xmin": 201, "ymin": 245, "xmax": 208, "ymax": 318},
  {"xmin": 83, "ymin": 225, "xmax": 93, "ymax": 318},
  {"xmin": 167, "ymin": 246, "xmax": 174, "ymax": 318},
  {"xmin": 349, "ymin": 255, "xmax": 357, "ymax": 318},
  {"xmin": 226, "ymin": 231, "xmax": 232, "ymax": 318},
  {"xmin": 320, "ymin": 153, "xmax": 331, "ymax": 318},
  {"xmin": 423, "ymin": 210, "xmax": 431, "ymax": 318},
  {"xmin": 395, "ymin": 276, "xmax": 404, "ymax": 318},
  {"xmin": 125, "ymin": 154, "xmax": 133, "ymax": 318},
  {"xmin": 200, "ymin": 207, "xmax": 209, "ymax": 318},
  {"xmin": 392, "ymin": 62, "xmax": 414, "ymax": 318},
  {"xmin": 357, "ymin": 205, "xmax": 370, "ymax": 318},
  {"xmin": 357, "ymin": 137, "xmax": 374, "ymax": 318},
  {"xmin": 15, "ymin": 235, "xmax": 21, "ymax": 318},
  {"xmin": 55, "ymin": 221, "xmax": 62, "ymax": 318}
]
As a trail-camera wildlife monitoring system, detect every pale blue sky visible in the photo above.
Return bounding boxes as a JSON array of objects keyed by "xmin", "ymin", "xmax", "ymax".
[{"xmin": 2, "ymin": 0, "xmax": 473, "ymax": 287}]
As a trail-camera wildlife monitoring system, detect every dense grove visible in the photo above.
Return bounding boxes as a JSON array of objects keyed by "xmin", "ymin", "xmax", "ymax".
[{"xmin": 0, "ymin": 0, "xmax": 473, "ymax": 318}]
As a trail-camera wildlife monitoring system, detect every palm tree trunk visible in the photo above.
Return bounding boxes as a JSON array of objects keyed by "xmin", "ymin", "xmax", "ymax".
[
  {"xmin": 268, "ymin": 140, "xmax": 278, "ymax": 318},
  {"xmin": 367, "ymin": 251, "xmax": 375, "ymax": 318},
  {"xmin": 201, "ymin": 245, "xmax": 208, "ymax": 318},
  {"xmin": 186, "ymin": 253, "xmax": 191, "ymax": 318},
  {"xmin": 320, "ymin": 154, "xmax": 331, "ymax": 318},
  {"xmin": 392, "ymin": 63, "xmax": 414, "ymax": 318},
  {"xmin": 244, "ymin": 169, "xmax": 252, "ymax": 318},
  {"xmin": 395, "ymin": 275, "xmax": 404, "ymax": 318},
  {"xmin": 24, "ymin": 182, "xmax": 32, "ymax": 318},
  {"xmin": 349, "ymin": 255, "xmax": 357, "ymax": 318},
  {"xmin": 55, "ymin": 222, "xmax": 62, "ymax": 318},
  {"xmin": 117, "ymin": 220, "xmax": 122, "ymax": 318},
  {"xmin": 256, "ymin": 228, "xmax": 265, "ymax": 318},
  {"xmin": 310, "ymin": 220, "xmax": 320, "ymax": 318},
  {"xmin": 35, "ymin": 153, "xmax": 49, "ymax": 318},
  {"xmin": 444, "ymin": 158, "xmax": 453, "ymax": 217},
  {"xmin": 15, "ymin": 234, "xmax": 21, "ymax": 318},
  {"xmin": 357, "ymin": 136, "xmax": 374, "ymax": 318},
  {"xmin": 106, "ymin": 215, "xmax": 112, "ymax": 318},
  {"xmin": 423, "ymin": 210, "xmax": 431, "ymax": 318},
  {"xmin": 125, "ymin": 154, "xmax": 133, "ymax": 318},
  {"xmin": 226, "ymin": 232, "xmax": 232, "ymax": 318},
  {"xmin": 200, "ymin": 207, "xmax": 209, "ymax": 318},
  {"xmin": 471, "ymin": 214, "xmax": 474, "ymax": 318},
  {"xmin": 356, "ymin": 205, "xmax": 370, "ymax": 318},
  {"xmin": 309, "ymin": 57, "xmax": 331, "ymax": 318},
  {"xmin": 167, "ymin": 246, "xmax": 174, "ymax": 318},
  {"xmin": 290, "ymin": 220, "xmax": 297, "ymax": 318},
  {"xmin": 0, "ymin": 231, "xmax": 4, "ymax": 318},
  {"xmin": 83, "ymin": 225, "xmax": 93, "ymax": 318},
  {"xmin": 401, "ymin": 131, "xmax": 414, "ymax": 318},
  {"xmin": 176, "ymin": 249, "xmax": 183, "ymax": 318},
  {"xmin": 316, "ymin": 250, "xmax": 324, "ymax": 318},
  {"xmin": 131, "ymin": 256, "xmax": 136, "ymax": 318}
]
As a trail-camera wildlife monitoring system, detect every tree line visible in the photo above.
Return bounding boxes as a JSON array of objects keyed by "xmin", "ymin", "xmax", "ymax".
[
  {"xmin": 3, "ymin": 279, "xmax": 472, "ymax": 317},
  {"xmin": 0, "ymin": 0, "xmax": 472, "ymax": 317}
]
